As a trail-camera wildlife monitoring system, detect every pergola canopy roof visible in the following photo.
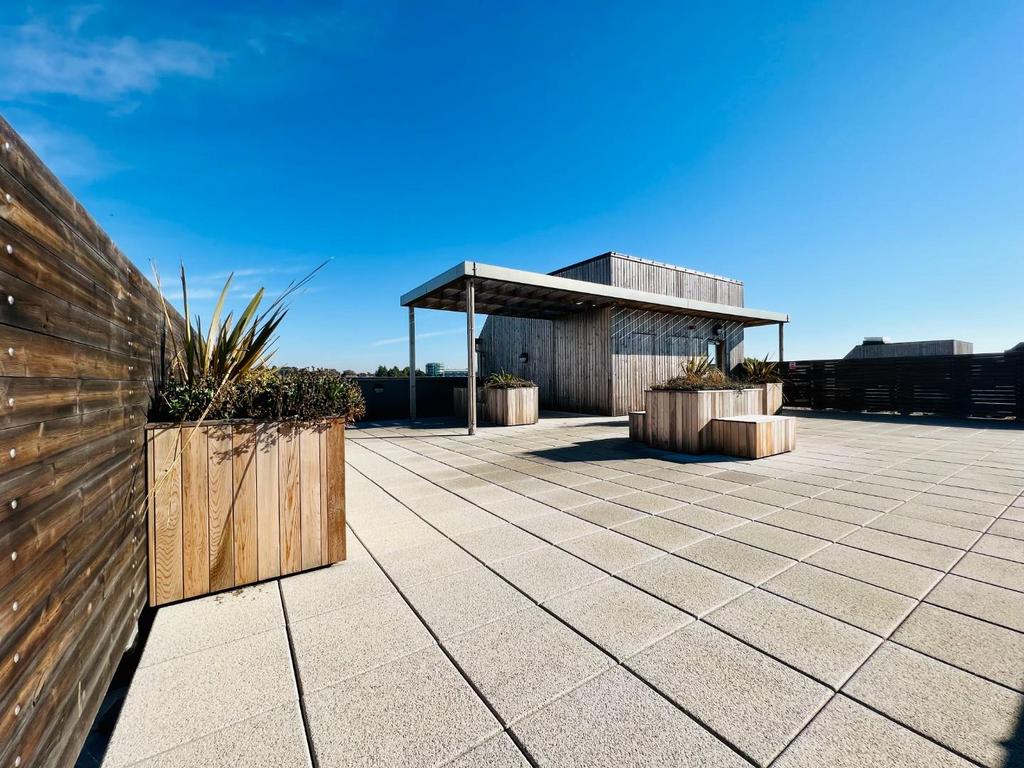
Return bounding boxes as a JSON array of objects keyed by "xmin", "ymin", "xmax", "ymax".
[{"xmin": 401, "ymin": 261, "xmax": 788, "ymax": 326}]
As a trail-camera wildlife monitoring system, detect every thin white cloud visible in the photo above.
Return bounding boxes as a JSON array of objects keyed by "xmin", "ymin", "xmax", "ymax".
[
  {"xmin": 371, "ymin": 328, "xmax": 464, "ymax": 347},
  {"xmin": 0, "ymin": 12, "xmax": 222, "ymax": 102}
]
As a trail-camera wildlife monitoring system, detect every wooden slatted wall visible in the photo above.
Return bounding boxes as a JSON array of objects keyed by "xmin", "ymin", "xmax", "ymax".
[
  {"xmin": 781, "ymin": 352, "xmax": 1023, "ymax": 420},
  {"xmin": 0, "ymin": 116, "xmax": 178, "ymax": 768}
]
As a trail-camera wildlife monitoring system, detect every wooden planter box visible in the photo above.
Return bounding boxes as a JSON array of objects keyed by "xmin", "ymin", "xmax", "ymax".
[
  {"xmin": 453, "ymin": 387, "xmax": 485, "ymax": 419},
  {"xmin": 146, "ymin": 419, "xmax": 346, "ymax": 607},
  {"xmin": 484, "ymin": 386, "xmax": 539, "ymax": 425},
  {"xmin": 643, "ymin": 388, "xmax": 764, "ymax": 453},
  {"xmin": 763, "ymin": 382, "xmax": 783, "ymax": 415}
]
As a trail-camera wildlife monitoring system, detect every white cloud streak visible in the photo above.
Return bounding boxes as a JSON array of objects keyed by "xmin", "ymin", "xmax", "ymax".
[
  {"xmin": 0, "ymin": 12, "xmax": 223, "ymax": 102},
  {"xmin": 371, "ymin": 328, "xmax": 464, "ymax": 347}
]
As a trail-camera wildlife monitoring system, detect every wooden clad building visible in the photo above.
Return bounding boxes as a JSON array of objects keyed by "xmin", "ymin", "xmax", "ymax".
[
  {"xmin": 479, "ymin": 253, "xmax": 754, "ymax": 415},
  {"xmin": 401, "ymin": 254, "xmax": 787, "ymax": 429}
]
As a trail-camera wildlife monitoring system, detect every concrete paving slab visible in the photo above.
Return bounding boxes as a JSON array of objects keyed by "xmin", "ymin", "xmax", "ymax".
[
  {"xmin": 844, "ymin": 642, "xmax": 1022, "ymax": 767},
  {"xmin": 544, "ymin": 577, "xmax": 691, "ymax": 660},
  {"xmin": 868, "ymin": 512, "xmax": 981, "ymax": 549},
  {"xmin": 529, "ymin": 486, "xmax": 598, "ymax": 511},
  {"xmin": 952, "ymin": 551, "xmax": 1024, "ymax": 592},
  {"xmin": 763, "ymin": 563, "xmax": 916, "ymax": 635},
  {"xmin": 615, "ymin": 490, "xmax": 687, "ymax": 514},
  {"xmin": 104, "ymin": 627, "xmax": 297, "ymax": 767},
  {"xmin": 403, "ymin": 566, "xmax": 534, "ymax": 638},
  {"xmin": 125, "ymin": 703, "xmax": 311, "ymax": 768},
  {"xmin": 452, "ymin": 523, "xmax": 547, "ymax": 563},
  {"xmin": 926, "ymin": 574, "xmax": 1024, "ymax": 632},
  {"xmin": 760, "ymin": 509, "xmax": 857, "ymax": 541},
  {"xmin": 706, "ymin": 589, "xmax": 880, "ymax": 688},
  {"xmin": 805, "ymin": 543, "xmax": 942, "ymax": 598},
  {"xmin": 893, "ymin": 603, "xmax": 1024, "ymax": 691},
  {"xmin": 442, "ymin": 734, "xmax": 530, "ymax": 767},
  {"xmin": 677, "ymin": 536, "xmax": 795, "ymax": 586},
  {"xmin": 290, "ymin": 592, "xmax": 434, "ymax": 691},
  {"xmin": 628, "ymin": 622, "xmax": 830, "ymax": 766},
  {"xmin": 731, "ymin": 485, "xmax": 806, "ymax": 508},
  {"xmin": 973, "ymin": 533, "xmax": 1024, "ymax": 563},
  {"xmin": 792, "ymin": 498, "xmax": 881, "ymax": 525},
  {"xmin": 840, "ymin": 527, "xmax": 962, "ymax": 570},
  {"xmin": 280, "ymin": 559, "xmax": 396, "ymax": 622},
  {"xmin": 304, "ymin": 645, "xmax": 501, "ymax": 768},
  {"xmin": 445, "ymin": 607, "xmax": 614, "ymax": 723},
  {"xmin": 569, "ymin": 499, "xmax": 645, "ymax": 528},
  {"xmin": 723, "ymin": 521, "xmax": 829, "ymax": 559},
  {"xmin": 516, "ymin": 510, "xmax": 603, "ymax": 543},
  {"xmin": 660, "ymin": 504, "xmax": 747, "ymax": 533},
  {"xmin": 490, "ymin": 545, "xmax": 607, "ymax": 602},
  {"xmin": 476, "ymin": 495, "xmax": 560, "ymax": 522},
  {"xmin": 696, "ymin": 493, "xmax": 781, "ymax": 521},
  {"xmin": 773, "ymin": 695, "xmax": 972, "ymax": 768},
  {"xmin": 612, "ymin": 514, "xmax": 709, "ymax": 551},
  {"xmin": 561, "ymin": 530, "xmax": 664, "ymax": 574},
  {"xmin": 512, "ymin": 666, "xmax": 750, "ymax": 768},
  {"xmin": 620, "ymin": 554, "xmax": 750, "ymax": 617},
  {"xmin": 373, "ymin": 538, "xmax": 480, "ymax": 588},
  {"xmin": 140, "ymin": 582, "xmax": 284, "ymax": 668}
]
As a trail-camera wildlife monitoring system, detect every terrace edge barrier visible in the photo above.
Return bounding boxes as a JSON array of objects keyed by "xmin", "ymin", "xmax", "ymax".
[
  {"xmin": 0, "ymin": 117, "xmax": 183, "ymax": 767},
  {"xmin": 780, "ymin": 350, "xmax": 1024, "ymax": 420}
]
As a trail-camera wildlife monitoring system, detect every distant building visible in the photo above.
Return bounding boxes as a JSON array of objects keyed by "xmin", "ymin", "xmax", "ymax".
[
  {"xmin": 844, "ymin": 337, "xmax": 973, "ymax": 359},
  {"xmin": 425, "ymin": 362, "xmax": 445, "ymax": 376},
  {"xmin": 443, "ymin": 369, "xmax": 469, "ymax": 377}
]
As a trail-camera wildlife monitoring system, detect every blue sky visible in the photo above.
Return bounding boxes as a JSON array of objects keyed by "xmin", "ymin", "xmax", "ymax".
[{"xmin": 3, "ymin": 1, "xmax": 1022, "ymax": 371}]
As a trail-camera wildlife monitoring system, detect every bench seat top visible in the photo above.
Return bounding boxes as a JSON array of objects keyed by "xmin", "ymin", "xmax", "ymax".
[{"xmin": 713, "ymin": 414, "xmax": 794, "ymax": 424}]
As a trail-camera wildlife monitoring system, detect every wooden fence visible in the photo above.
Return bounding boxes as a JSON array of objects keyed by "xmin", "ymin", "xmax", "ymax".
[
  {"xmin": 0, "ymin": 116, "xmax": 177, "ymax": 767},
  {"xmin": 781, "ymin": 350, "xmax": 1024, "ymax": 420}
]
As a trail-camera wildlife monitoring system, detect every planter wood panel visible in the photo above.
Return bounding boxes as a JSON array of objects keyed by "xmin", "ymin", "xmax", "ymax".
[
  {"xmin": 643, "ymin": 388, "xmax": 764, "ymax": 453},
  {"xmin": 484, "ymin": 386, "xmax": 539, "ymax": 426},
  {"xmin": 146, "ymin": 419, "xmax": 346, "ymax": 606},
  {"xmin": 453, "ymin": 387, "xmax": 485, "ymax": 420},
  {"xmin": 763, "ymin": 382, "xmax": 783, "ymax": 415},
  {"xmin": 710, "ymin": 415, "xmax": 796, "ymax": 458}
]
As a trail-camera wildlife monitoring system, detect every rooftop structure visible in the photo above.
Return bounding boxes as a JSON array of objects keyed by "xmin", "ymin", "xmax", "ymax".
[{"xmin": 845, "ymin": 337, "xmax": 974, "ymax": 359}]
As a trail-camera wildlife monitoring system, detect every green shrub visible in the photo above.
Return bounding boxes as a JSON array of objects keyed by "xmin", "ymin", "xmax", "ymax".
[
  {"xmin": 738, "ymin": 355, "xmax": 782, "ymax": 384},
  {"xmin": 484, "ymin": 371, "xmax": 536, "ymax": 389},
  {"xmin": 151, "ymin": 367, "xmax": 366, "ymax": 424},
  {"xmin": 651, "ymin": 357, "xmax": 745, "ymax": 391}
]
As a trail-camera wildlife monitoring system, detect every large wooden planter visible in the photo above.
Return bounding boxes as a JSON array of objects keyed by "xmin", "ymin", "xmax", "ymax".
[
  {"xmin": 763, "ymin": 382, "xmax": 783, "ymax": 415},
  {"xmin": 643, "ymin": 388, "xmax": 764, "ymax": 453},
  {"xmin": 485, "ymin": 385, "xmax": 539, "ymax": 426},
  {"xmin": 453, "ymin": 387, "xmax": 485, "ymax": 419},
  {"xmin": 146, "ymin": 419, "xmax": 346, "ymax": 606}
]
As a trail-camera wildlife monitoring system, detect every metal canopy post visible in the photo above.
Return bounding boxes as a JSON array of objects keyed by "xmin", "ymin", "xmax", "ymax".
[
  {"xmin": 408, "ymin": 306, "xmax": 416, "ymax": 420},
  {"xmin": 778, "ymin": 322, "xmax": 785, "ymax": 363},
  {"xmin": 466, "ymin": 277, "xmax": 477, "ymax": 435}
]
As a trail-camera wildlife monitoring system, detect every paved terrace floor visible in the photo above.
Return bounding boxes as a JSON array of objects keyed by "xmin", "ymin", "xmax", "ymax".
[{"xmin": 101, "ymin": 412, "xmax": 1024, "ymax": 768}]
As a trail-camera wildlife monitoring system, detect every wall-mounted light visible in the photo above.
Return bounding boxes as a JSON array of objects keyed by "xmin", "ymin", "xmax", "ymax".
[
  {"xmin": 713, "ymin": 325, "xmax": 723, "ymax": 337},
  {"xmin": 519, "ymin": 352, "xmax": 529, "ymax": 364}
]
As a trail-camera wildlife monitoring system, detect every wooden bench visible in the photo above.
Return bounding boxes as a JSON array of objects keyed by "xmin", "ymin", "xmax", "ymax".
[
  {"xmin": 709, "ymin": 414, "xmax": 795, "ymax": 459},
  {"xmin": 628, "ymin": 411, "xmax": 646, "ymax": 441}
]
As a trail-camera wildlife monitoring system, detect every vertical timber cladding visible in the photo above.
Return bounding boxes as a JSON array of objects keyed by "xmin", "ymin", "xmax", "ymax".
[
  {"xmin": 0, "ymin": 117, "xmax": 179, "ymax": 768},
  {"xmin": 610, "ymin": 308, "xmax": 744, "ymax": 415}
]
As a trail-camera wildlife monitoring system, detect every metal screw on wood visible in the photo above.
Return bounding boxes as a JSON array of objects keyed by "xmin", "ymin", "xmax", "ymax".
[
  {"xmin": 6, "ymin": 295, "xmax": 13, "ymax": 305},
  {"xmin": 6, "ymin": 398, "xmax": 13, "ymax": 407},
  {"xmin": 4, "ymin": 193, "xmax": 12, "ymax": 203},
  {"xmin": 13, "ymin": 652, "xmax": 19, "ymax": 663},
  {"xmin": 4, "ymin": 244, "xmax": 11, "ymax": 254},
  {"xmin": 10, "ymin": 551, "xmax": 15, "ymax": 561},
  {"xmin": 14, "ymin": 703, "xmax": 20, "ymax": 716},
  {"xmin": 2, "ymin": 141, "xmax": 9, "ymax": 151},
  {"xmin": 9, "ymin": 448, "xmax": 15, "ymax": 459},
  {"xmin": 10, "ymin": 499, "xmax": 17, "ymax": 509},
  {"xmin": 7, "ymin": 347, "xmax": 13, "ymax": 356},
  {"xmin": 12, "ymin": 601, "xmax": 18, "ymax": 612}
]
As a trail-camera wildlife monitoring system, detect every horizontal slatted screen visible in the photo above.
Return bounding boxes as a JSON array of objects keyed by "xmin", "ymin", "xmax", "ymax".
[
  {"xmin": 781, "ymin": 352, "xmax": 1023, "ymax": 420},
  {"xmin": 0, "ymin": 116, "xmax": 179, "ymax": 768}
]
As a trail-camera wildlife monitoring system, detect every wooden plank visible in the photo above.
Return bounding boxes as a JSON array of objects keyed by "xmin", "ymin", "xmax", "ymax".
[
  {"xmin": 151, "ymin": 427, "xmax": 182, "ymax": 604},
  {"xmin": 232, "ymin": 425, "xmax": 258, "ymax": 585},
  {"xmin": 319, "ymin": 426, "xmax": 329, "ymax": 564},
  {"xmin": 299, "ymin": 426, "xmax": 322, "ymax": 570},
  {"xmin": 325, "ymin": 421, "xmax": 346, "ymax": 563},
  {"xmin": 255, "ymin": 424, "xmax": 281, "ymax": 580},
  {"xmin": 206, "ymin": 425, "xmax": 234, "ymax": 591},
  {"xmin": 180, "ymin": 426, "xmax": 210, "ymax": 598},
  {"xmin": 279, "ymin": 424, "xmax": 301, "ymax": 575}
]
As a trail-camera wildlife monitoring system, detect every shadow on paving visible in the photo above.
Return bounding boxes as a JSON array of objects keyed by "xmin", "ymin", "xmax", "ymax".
[{"xmin": 1004, "ymin": 701, "xmax": 1024, "ymax": 768}]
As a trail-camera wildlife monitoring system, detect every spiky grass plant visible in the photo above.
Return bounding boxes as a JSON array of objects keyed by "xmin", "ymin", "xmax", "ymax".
[
  {"xmin": 652, "ymin": 356, "xmax": 742, "ymax": 391},
  {"xmin": 739, "ymin": 355, "xmax": 782, "ymax": 384},
  {"xmin": 484, "ymin": 371, "xmax": 536, "ymax": 389}
]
